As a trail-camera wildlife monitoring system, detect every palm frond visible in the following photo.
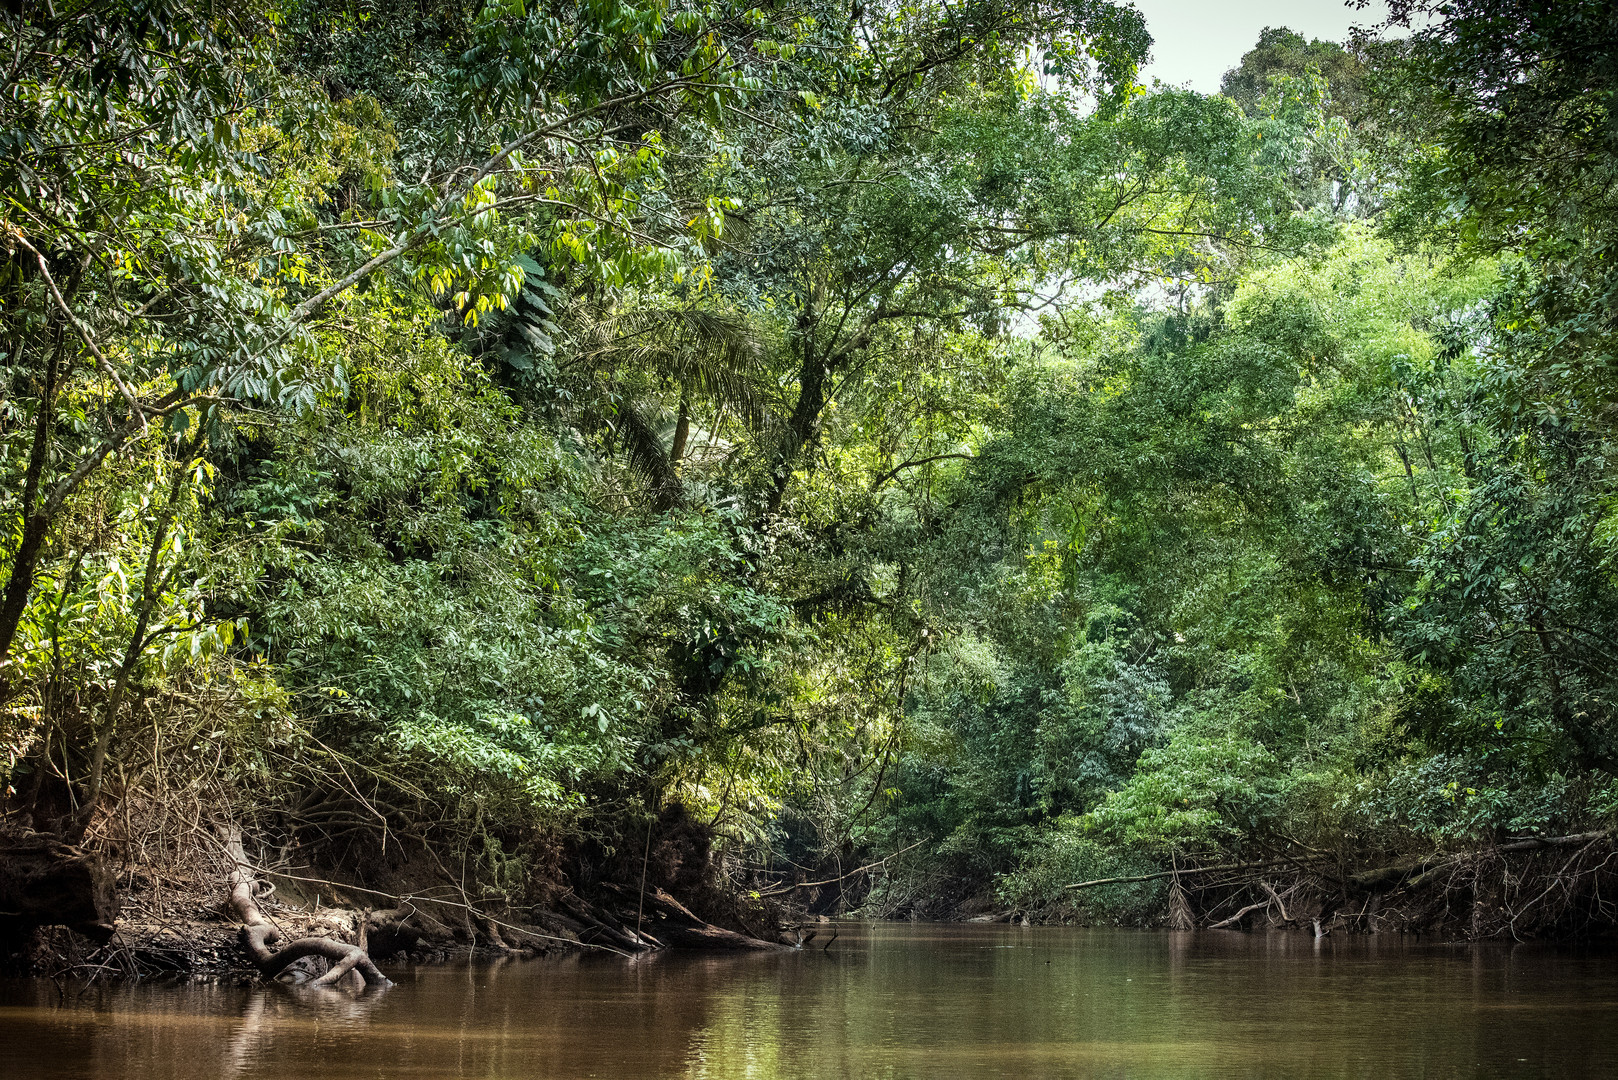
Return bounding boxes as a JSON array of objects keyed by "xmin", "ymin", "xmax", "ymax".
[
  {"xmin": 611, "ymin": 399, "xmax": 681, "ymax": 505},
  {"xmin": 597, "ymin": 303, "xmax": 776, "ymax": 430}
]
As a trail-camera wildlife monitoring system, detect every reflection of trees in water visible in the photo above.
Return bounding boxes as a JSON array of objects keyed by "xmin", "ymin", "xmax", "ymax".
[
  {"xmin": 0, "ymin": 979, "xmax": 386, "ymax": 1080},
  {"xmin": 224, "ymin": 993, "xmax": 266, "ymax": 1077},
  {"xmin": 462, "ymin": 951, "xmax": 764, "ymax": 1078},
  {"xmin": 226, "ymin": 981, "xmax": 392, "ymax": 1077},
  {"xmin": 0, "ymin": 942, "xmax": 805, "ymax": 1079},
  {"xmin": 217, "ymin": 952, "xmax": 790, "ymax": 1079},
  {"xmin": 13, "ymin": 932, "xmax": 1618, "ymax": 1079}
]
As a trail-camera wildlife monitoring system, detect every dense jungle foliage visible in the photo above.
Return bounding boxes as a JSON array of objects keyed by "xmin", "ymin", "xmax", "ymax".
[{"xmin": 3, "ymin": 0, "xmax": 1616, "ymax": 925}]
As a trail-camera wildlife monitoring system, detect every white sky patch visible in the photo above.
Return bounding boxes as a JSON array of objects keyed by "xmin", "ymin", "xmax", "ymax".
[{"xmin": 1129, "ymin": 0, "xmax": 1396, "ymax": 93}]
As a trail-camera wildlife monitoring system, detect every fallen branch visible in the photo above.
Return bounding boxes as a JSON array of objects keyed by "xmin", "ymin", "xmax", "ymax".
[
  {"xmin": 1065, "ymin": 856, "xmax": 1327, "ymax": 891},
  {"xmin": 1258, "ymin": 880, "xmax": 1292, "ymax": 922},
  {"xmin": 1207, "ymin": 900, "xmax": 1269, "ymax": 930},
  {"xmin": 760, "ymin": 838, "xmax": 931, "ymax": 897},
  {"xmin": 1066, "ymin": 835, "xmax": 1615, "ymax": 894},
  {"xmin": 559, "ymin": 892, "xmax": 654, "ymax": 953},
  {"xmin": 234, "ymin": 860, "xmax": 632, "ymax": 957},
  {"xmin": 599, "ymin": 883, "xmax": 789, "ymax": 950},
  {"xmin": 1497, "ymin": 831, "xmax": 1609, "ymax": 853},
  {"xmin": 1345, "ymin": 834, "xmax": 1611, "ymax": 892}
]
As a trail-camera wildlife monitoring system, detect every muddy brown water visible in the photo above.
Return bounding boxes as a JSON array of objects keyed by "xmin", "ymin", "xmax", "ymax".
[{"xmin": 3, "ymin": 922, "xmax": 1617, "ymax": 1078}]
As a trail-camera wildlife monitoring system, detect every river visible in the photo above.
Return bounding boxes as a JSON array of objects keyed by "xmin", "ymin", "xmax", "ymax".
[{"xmin": 3, "ymin": 923, "xmax": 1616, "ymax": 1078}]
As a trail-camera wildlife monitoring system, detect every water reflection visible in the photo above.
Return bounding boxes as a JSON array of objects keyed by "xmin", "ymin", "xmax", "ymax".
[
  {"xmin": 3, "ymin": 924, "xmax": 1617, "ymax": 1078},
  {"xmin": 225, "ymin": 981, "xmax": 393, "ymax": 1075}
]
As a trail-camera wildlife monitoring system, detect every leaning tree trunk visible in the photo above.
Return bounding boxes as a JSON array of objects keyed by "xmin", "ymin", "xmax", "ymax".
[{"xmin": 223, "ymin": 828, "xmax": 391, "ymax": 989}]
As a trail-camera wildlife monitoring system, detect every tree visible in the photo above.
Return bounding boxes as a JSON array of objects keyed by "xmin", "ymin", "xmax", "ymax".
[{"xmin": 1220, "ymin": 26, "xmax": 1369, "ymax": 120}]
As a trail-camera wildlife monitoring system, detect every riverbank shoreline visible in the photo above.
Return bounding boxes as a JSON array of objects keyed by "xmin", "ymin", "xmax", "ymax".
[
  {"xmin": 953, "ymin": 835, "xmax": 1618, "ymax": 943},
  {"xmin": 12, "ymin": 819, "xmax": 1618, "ymax": 985},
  {"xmin": 1, "ymin": 813, "xmax": 804, "ymax": 983}
]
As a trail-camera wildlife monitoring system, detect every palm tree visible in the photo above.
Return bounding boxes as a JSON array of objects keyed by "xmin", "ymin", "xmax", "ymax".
[{"xmin": 466, "ymin": 276, "xmax": 775, "ymax": 508}]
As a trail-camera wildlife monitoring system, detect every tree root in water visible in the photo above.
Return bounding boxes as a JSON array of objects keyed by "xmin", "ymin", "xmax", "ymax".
[{"xmin": 224, "ymin": 828, "xmax": 391, "ymax": 989}]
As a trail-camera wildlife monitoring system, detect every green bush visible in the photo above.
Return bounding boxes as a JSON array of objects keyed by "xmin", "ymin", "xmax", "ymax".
[{"xmin": 998, "ymin": 820, "xmax": 1166, "ymax": 923}]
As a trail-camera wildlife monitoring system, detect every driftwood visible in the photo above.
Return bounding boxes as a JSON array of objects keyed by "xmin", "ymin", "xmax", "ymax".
[
  {"xmin": 223, "ymin": 828, "xmax": 391, "ymax": 989},
  {"xmin": 0, "ymin": 831, "xmax": 118, "ymax": 941},
  {"xmin": 600, "ymin": 882, "xmax": 790, "ymax": 950}
]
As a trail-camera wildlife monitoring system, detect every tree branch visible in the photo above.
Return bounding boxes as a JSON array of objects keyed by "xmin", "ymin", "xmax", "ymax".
[{"xmin": 870, "ymin": 452, "xmax": 973, "ymax": 490}]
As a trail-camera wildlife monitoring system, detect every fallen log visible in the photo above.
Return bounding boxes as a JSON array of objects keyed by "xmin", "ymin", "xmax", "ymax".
[
  {"xmin": 0, "ymin": 831, "xmax": 118, "ymax": 942},
  {"xmin": 602, "ymin": 882, "xmax": 789, "ymax": 951},
  {"xmin": 1346, "ymin": 859, "xmax": 1431, "ymax": 892},
  {"xmin": 223, "ymin": 828, "xmax": 391, "ymax": 989},
  {"xmin": 559, "ymin": 892, "xmax": 653, "ymax": 952},
  {"xmin": 1497, "ymin": 831, "xmax": 1609, "ymax": 853}
]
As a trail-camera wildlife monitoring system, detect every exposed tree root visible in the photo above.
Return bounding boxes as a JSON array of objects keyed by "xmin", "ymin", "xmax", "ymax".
[
  {"xmin": 224, "ymin": 828, "xmax": 391, "ymax": 989},
  {"xmin": 7, "ymin": 800, "xmax": 802, "ymax": 980}
]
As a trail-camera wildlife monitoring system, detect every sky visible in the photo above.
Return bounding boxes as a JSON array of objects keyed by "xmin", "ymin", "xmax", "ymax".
[{"xmin": 1129, "ymin": 0, "xmax": 1395, "ymax": 93}]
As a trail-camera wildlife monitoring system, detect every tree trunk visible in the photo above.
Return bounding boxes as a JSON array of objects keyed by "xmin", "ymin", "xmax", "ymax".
[
  {"xmin": 71, "ymin": 434, "xmax": 203, "ymax": 838},
  {"xmin": 767, "ymin": 331, "xmax": 828, "ymax": 516},
  {"xmin": 0, "ymin": 325, "xmax": 66, "ymax": 672},
  {"xmin": 669, "ymin": 391, "xmax": 691, "ymax": 467}
]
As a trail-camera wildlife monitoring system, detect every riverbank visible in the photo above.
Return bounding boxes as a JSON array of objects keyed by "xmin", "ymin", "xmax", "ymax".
[
  {"xmin": 0, "ymin": 805, "xmax": 802, "ymax": 983},
  {"xmin": 11, "ymin": 816, "xmax": 1618, "ymax": 985},
  {"xmin": 945, "ymin": 832, "xmax": 1618, "ymax": 941},
  {"xmin": 3, "ymin": 842, "xmax": 596, "ymax": 984}
]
